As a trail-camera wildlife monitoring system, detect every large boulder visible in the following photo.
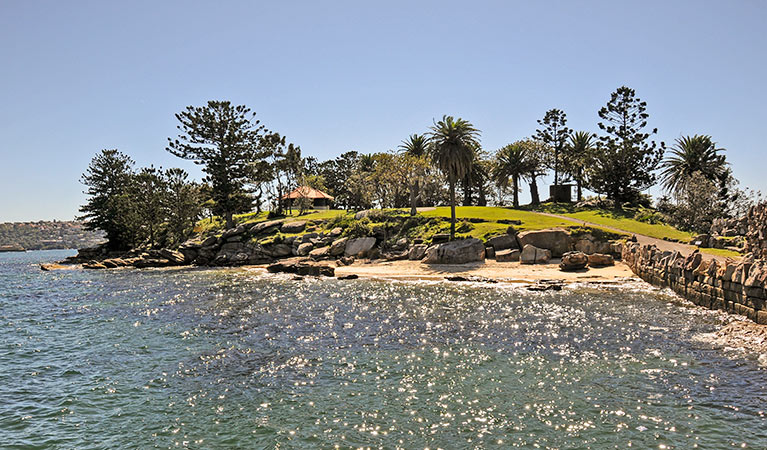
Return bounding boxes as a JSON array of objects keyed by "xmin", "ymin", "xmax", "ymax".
[
  {"xmin": 517, "ymin": 229, "xmax": 572, "ymax": 257},
  {"xmin": 587, "ymin": 253, "xmax": 615, "ymax": 266},
  {"xmin": 309, "ymin": 246, "xmax": 330, "ymax": 260},
  {"xmin": 486, "ymin": 234, "xmax": 518, "ymax": 251},
  {"xmin": 297, "ymin": 242, "xmax": 314, "ymax": 256},
  {"xmin": 423, "ymin": 238, "xmax": 486, "ymax": 264},
  {"xmin": 249, "ymin": 219, "xmax": 284, "ymax": 235},
  {"xmin": 559, "ymin": 251, "xmax": 588, "ymax": 271},
  {"xmin": 520, "ymin": 244, "xmax": 551, "ymax": 264},
  {"xmin": 267, "ymin": 243, "xmax": 292, "ymax": 258},
  {"xmin": 408, "ymin": 244, "xmax": 428, "ymax": 260},
  {"xmin": 495, "ymin": 249, "xmax": 520, "ymax": 262},
  {"xmin": 281, "ymin": 221, "xmax": 307, "ymax": 233},
  {"xmin": 345, "ymin": 237, "xmax": 377, "ymax": 257},
  {"xmin": 329, "ymin": 238, "xmax": 348, "ymax": 256}
]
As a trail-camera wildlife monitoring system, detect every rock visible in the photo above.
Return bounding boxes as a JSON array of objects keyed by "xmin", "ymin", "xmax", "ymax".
[
  {"xmin": 281, "ymin": 221, "xmax": 307, "ymax": 233},
  {"xmin": 485, "ymin": 246, "xmax": 495, "ymax": 259},
  {"xmin": 393, "ymin": 237, "xmax": 409, "ymax": 251},
  {"xmin": 249, "ymin": 219, "xmax": 284, "ymax": 235},
  {"xmin": 498, "ymin": 219, "xmax": 522, "ymax": 225},
  {"xmin": 495, "ymin": 249, "xmax": 520, "ymax": 262},
  {"xmin": 345, "ymin": 237, "xmax": 377, "ymax": 257},
  {"xmin": 329, "ymin": 227, "xmax": 343, "ymax": 237},
  {"xmin": 337, "ymin": 256, "xmax": 355, "ymax": 266},
  {"xmin": 297, "ymin": 242, "xmax": 314, "ymax": 256},
  {"xmin": 296, "ymin": 262, "xmax": 335, "ymax": 277},
  {"xmin": 527, "ymin": 283, "xmax": 562, "ymax": 291},
  {"xmin": 486, "ymin": 234, "xmax": 518, "ymax": 251},
  {"xmin": 574, "ymin": 238, "xmax": 597, "ymax": 254},
  {"xmin": 355, "ymin": 210, "xmax": 371, "ymax": 220},
  {"xmin": 384, "ymin": 250, "xmax": 409, "ymax": 261},
  {"xmin": 423, "ymin": 238, "xmax": 486, "ymax": 264},
  {"xmin": 309, "ymin": 246, "xmax": 330, "ymax": 260},
  {"xmin": 517, "ymin": 229, "xmax": 572, "ymax": 257},
  {"xmin": 221, "ymin": 224, "xmax": 247, "ymax": 239},
  {"xmin": 40, "ymin": 263, "xmax": 71, "ymax": 271},
  {"xmin": 587, "ymin": 253, "xmax": 615, "ymax": 266},
  {"xmin": 301, "ymin": 232, "xmax": 319, "ymax": 243},
  {"xmin": 445, "ymin": 275, "xmax": 497, "ymax": 283},
  {"xmin": 159, "ymin": 249, "xmax": 186, "ymax": 265},
  {"xmin": 408, "ymin": 244, "xmax": 428, "ymax": 260},
  {"xmin": 431, "ymin": 234, "xmax": 450, "ymax": 245},
  {"xmin": 329, "ymin": 238, "xmax": 348, "ymax": 256},
  {"xmin": 269, "ymin": 243, "xmax": 293, "ymax": 257},
  {"xmin": 338, "ymin": 274, "xmax": 359, "ymax": 280},
  {"xmin": 267, "ymin": 261, "xmax": 298, "ymax": 274},
  {"xmin": 201, "ymin": 236, "xmax": 219, "ymax": 247},
  {"xmin": 559, "ymin": 251, "xmax": 588, "ymax": 271},
  {"xmin": 133, "ymin": 258, "xmax": 174, "ymax": 268},
  {"xmin": 520, "ymin": 244, "xmax": 551, "ymax": 264},
  {"xmin": 83, "ymin": 262, "xmax": 107, "ymax": 269}
]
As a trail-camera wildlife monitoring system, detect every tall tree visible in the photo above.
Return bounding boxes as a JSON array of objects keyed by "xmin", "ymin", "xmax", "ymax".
[
  {"xmin": 162, "ymin": 168, "xmax": 203, "ymax": 248},
  {"xmin": 166, "ymin": 100, "xmax": 270, "ymax": 229},
  {"xmin": 399, "ymin": 134, "xmax": 430, "ymax": 215},
  {"xmin": 78, "ymin": 149, "xmax": 135, "ymax": 250},
  {"xmin": 318, "ymin": 151, "xmax": 361, "ymax": 209},
  {"xmin": 659, "ymin": 135, "xmax": 729, "ymax": 198},
  {"xmin": 589, "ymin": 86, "xmax": 665, "ymax": 204},
  {"xmin": 493, "ymin": 142, "xmax": 532, "ymax": 208},
  {"xmin": 427, "ymin": 115, "xmax": 481, "ymax": 240},
  {"xmin": 534, "ymin": 109, "xmax": 571, "ymax": 186},
  {"xmin": 563, "ymin": 131, "xmax": 596, "ymax": 202}
]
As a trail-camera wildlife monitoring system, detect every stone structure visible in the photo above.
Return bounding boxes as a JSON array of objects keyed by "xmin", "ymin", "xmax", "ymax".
[
  {"xmin": 746, "ymin": 203, "xmax": 767, "ymax": 259},
  {"xmin": 622, "ymin": 242, "xmax": 767, "ymax": 324}
]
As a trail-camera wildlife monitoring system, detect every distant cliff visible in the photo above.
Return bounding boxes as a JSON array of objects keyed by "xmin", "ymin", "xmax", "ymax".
[{"xmin": 0, "ymin": 221, "xmax": 105, "ymax": 251}]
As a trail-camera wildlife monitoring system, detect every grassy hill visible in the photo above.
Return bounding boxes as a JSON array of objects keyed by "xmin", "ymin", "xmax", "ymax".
[{"xmin": 194, "ymin": 204, "xmax": 741, "ymax": 258}]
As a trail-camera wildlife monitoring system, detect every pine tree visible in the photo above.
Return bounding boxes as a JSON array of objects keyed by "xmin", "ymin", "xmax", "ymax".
[
  {"xmin": 166, "ymin": 100, "xmax": 270, "ymax": 229},
  {"xmin": 589, "ymin": 86, "xmax": 665, "ymax": 204}
]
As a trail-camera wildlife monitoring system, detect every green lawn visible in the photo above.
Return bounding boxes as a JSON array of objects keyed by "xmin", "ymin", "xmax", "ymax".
[
  {"xmin": 419, "ymin": 206, "xmax": 578, "ymax": 231},
  {"xmin": 555, "ymin": 209, "xmax": 694, "ymax": 242}
]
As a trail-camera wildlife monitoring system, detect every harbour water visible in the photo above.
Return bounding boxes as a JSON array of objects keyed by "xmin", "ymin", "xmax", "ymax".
[{"xmin": 1, "ymin": 250, "xmax": 766, "ymax": 448}]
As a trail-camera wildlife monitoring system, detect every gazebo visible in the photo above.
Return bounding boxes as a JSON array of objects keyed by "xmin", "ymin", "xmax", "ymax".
[{"xmin": 281, "ymin": 186, "xmax": 334, "ymax": 210}]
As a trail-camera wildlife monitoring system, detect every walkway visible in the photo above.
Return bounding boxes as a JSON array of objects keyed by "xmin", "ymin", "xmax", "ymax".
[{"xmin": 536, "ymin": 212, "xmax": 735, "ymax": 262}]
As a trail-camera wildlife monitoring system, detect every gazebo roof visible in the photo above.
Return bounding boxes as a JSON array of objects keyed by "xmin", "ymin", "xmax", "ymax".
[{"xmin": 281, "ymin": 186, "xmax": 334, "ymax": 201}]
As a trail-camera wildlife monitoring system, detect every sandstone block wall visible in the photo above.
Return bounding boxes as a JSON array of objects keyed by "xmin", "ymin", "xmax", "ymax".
[
  {"xmin": 746, "ymin": 203, "xmax": 767, "ymax": 259},
  {"xmin": 622, "ymin": 243, "xmax": 767, "ymax": 324}
]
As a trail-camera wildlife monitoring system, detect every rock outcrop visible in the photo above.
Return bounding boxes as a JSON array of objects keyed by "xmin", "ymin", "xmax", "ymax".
[
  {"xmin": 517, "ymin": 229, "xmax": 572, "ymax": 257},
  {"xmin": 495, "ymin": 249, "xmax": 520, "ymax": 262},
  {"xmin": 559, "ymin": 251, "xmax": 588, "ymax": 271},
  {"xmin": 520, "ymin": 244, "xmax": 551, "ymax": 264},
  {"xmin": 345, "ymin": 237, "xmax": 377, "ymax": 257},
  {"xmin": 423, "ymin": 238, "xmax": 485, "ymax": 264}
]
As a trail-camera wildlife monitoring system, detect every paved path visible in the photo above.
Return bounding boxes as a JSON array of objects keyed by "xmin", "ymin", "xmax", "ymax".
[{"xmin": 536, "ymin": 212, "xmax": 735, "ymax": 262}]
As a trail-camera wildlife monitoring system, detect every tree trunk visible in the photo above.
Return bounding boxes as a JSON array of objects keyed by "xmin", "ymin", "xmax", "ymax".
[
  {"xmin": 225, "ymin": 211, "xmax": 234, "ymax": 229},
  {"xmin": 409, "ymin": 179, "xmax": 419, "ymax": 216},
  {"xmin": 449, "ymin": 179, "xmax": 456, "ymax": 241},
  {"xmin": 462, "ymin": 175, "xmax": 472, "ymax": 206},
  {"xmin": 512, "ymin": 175, "xmax": 519, "ymax": 208},
  {"xmin": 576, "ymin": 180, "xmax": 583, "ymax": 203},
  {"xmin": 530, "ymin": 176, "xmax": 540, "ymax": 206}
]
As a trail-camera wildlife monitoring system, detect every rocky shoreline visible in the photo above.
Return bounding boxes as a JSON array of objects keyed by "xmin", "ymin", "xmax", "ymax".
[{"xmin": 47, "ymin": 216, "xmax": 626, "ymax": 281}]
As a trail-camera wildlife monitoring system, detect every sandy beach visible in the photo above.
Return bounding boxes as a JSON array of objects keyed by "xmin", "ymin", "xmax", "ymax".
[{"xmin": 333, "ymin": 258, "xmax": 635, "ymax": 283}]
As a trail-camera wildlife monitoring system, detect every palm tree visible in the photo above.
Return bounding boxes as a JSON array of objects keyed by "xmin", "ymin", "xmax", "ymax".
[
  {"xmin": 564, "ymin": 131, "xmax": 595, "ymax": 202},
  {"xmin": 428, "ymin": 115, "xmax": 480, "ymax": 240},
  {"xmin": 660, "ymin": 135, "xmax": 728, "ymax": 198},
  {"xmin": 399, "ymin": 134, "xmax": 429, "ymax": 215},
  {"xmin": 493, "ymin": 142, "xmax": 530, "ymax": 208}
]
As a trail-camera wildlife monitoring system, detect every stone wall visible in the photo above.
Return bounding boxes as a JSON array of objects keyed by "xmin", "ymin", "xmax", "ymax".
[
  {"xmin": 746, "ymin": 203, "xmax": 767, "ymax": 259},
  {"xmin": 622, "ymin": 243, "xmax": 767, "ymax": 324}
]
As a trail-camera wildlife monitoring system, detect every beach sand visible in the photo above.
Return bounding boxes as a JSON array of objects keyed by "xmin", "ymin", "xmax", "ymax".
[{"xmin": 334, "ymin": 258, "xmax": 635, "ymax": 283}]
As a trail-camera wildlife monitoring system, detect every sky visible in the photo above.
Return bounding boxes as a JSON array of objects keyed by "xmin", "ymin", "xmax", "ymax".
[{"xmin": 1, "ymin": 0, "xmax": 765, "ymax": 222}]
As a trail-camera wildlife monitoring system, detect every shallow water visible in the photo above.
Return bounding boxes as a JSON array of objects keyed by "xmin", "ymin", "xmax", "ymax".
[{"xmin": 1, "ymin": 250, "xmax": 766, "ymax": 448}]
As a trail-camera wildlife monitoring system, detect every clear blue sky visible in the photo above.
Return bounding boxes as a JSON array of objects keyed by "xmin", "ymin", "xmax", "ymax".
[{"xmin": 1, "ymin": 0, "xmax": 765, "ymax": 221}]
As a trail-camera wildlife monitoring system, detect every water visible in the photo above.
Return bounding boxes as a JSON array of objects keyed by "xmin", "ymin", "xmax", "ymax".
[{"xmin": 2, "ymin": 250, "xmax": 767, "ymax": 448}]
